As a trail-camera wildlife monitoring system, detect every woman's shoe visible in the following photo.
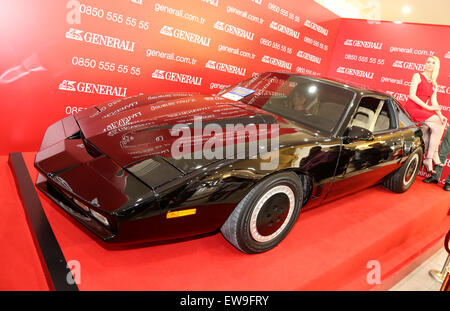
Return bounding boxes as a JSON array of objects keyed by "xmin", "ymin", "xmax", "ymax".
[
  {"xmin": 422, "ymin": 177, "xmax": 439, "ymax": 184},
  {"xmin": 432, "ymin": 153, "xmax": 445, "ymax": 167},
  {"xmin": 444, "ymin": 182, "xmax": 450, "ymax": 191},
  {"xmin": 423, "ymin": 158, "xmax": 436, "ymax": 174}
]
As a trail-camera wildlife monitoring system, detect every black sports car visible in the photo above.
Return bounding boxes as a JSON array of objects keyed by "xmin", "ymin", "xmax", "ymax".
[{"xmin": 35, "ymin": 72, "xmax": 423, "ymax": 253}]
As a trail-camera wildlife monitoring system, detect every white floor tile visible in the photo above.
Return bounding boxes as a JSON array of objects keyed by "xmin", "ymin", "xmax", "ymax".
[{"xmin": 389, "ymin": 247, "xmax": 448, "ymax": 291}]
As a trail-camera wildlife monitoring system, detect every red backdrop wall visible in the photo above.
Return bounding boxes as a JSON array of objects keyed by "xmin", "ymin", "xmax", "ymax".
[
  {"xmin": 0, "ymin": 0, "xmax": 340, "ymax": 154},
  {"xmin": 1, "ymin": 2, "xmax": 450, "ymax": 184},
  {"xmin": 327, "ymin": 19, "xmax": 450, "ymax": 184}
]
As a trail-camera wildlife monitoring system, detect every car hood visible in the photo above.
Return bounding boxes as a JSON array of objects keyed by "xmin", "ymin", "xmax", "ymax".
[{"xmin": 74, "ymin": 94, "xmax": 299, "ymax": 171}]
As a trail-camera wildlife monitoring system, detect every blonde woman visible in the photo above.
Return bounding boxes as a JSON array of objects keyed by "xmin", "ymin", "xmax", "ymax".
[{"xmin": 403, "ymin": 56, "xmax": 447, "ymax": 174}]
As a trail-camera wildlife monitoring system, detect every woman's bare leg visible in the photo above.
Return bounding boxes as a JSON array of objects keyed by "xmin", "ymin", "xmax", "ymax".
[
  {"xmin": 432, "ymin": 123, "xmax": 446, "ymax": 165},
  {"xmin": 422, "ymin": 124, "xmax": 430, "ymax": 155},
  {"xmin": 424, "ymin": 115, "xmax": 446, "ymax": 160}
]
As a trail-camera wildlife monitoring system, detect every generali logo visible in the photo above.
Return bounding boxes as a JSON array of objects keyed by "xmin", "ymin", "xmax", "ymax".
[
  {"xmin": 151, "ymin": 69, "xmax": 203, "ymax": 85},
  {"xmin": 386, "ymin": 91, "xmax": 408, "ymax": 102},
  {"xmin": 204, "ymin": 60, "xmax": 246, "ymax": 76},
  {"xmin": 201, "ymin": 0, "xmax": 219, "ymax": 7},
  {"xmin": 436, "ymin": 85, "xmax": 450, "ymax": 95},
  {"xmin": 336, "ymin": 67, "xmax": 374, "ymax": 79},
  {"xmin": 65, "ymin": 28, "xmax": 83, "ymax": 41},
  {"xmin": 59, "ymin": 80, "xmax": 76, "ymax": 91},
  {"xmin": 304, "ymin": 19, "xmax": 328, "ymax": 36},
  {"xmin": 59, "ymin": 80, "xmax": 127, "ymax": 97},
  {"xmin": 159, "ymin": 25, "xmax": 211, "ymax": 47},
  {"xmin": 65, "ymin": 28, "xmax": 135, "ymax": 52},
  {"xmin": 296, "ymin": 50, "xmax": 321, "ymax": 64},
  {"xmin": 160, "ymin": 26, "xmax": 173, "ymax": 36},
  {"xmin": 269, "ymin": 21, "xmax": 300, "ymax": 39},
  {"xmin": 344, "ymin": 39, "xmax": 383, "ymax": 50},
  {"xmin": 261, "ymin": 55, "xmax": 292, "ymax": 70},
  {"xmin": 205, "ymin": 60, "xmax": 216, "ymax": 70},
  {"xmin": 213, "ymin": 21, "xmax": 255, "ymax": 41},
  {"xmin": 392, "ymin": 60, "xmax": 425, "ymax": 71},
  {"xmin": 151, "ymin": 69, "xmax": 165, "ymax": 79}
]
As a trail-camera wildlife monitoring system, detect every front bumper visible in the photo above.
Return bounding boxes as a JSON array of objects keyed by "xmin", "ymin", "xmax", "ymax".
[
  {"xmin": 36, "ymin": 173, "xmax": 117, "ymax": 241},
  {"xmin": 34, "ymin": 115, "xmax": 154, "ymax": 243}
]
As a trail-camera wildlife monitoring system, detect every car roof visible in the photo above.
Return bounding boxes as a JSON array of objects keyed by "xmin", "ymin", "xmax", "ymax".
[{"xmin": 269, "ymin": 71, "xmax": 390, "ymax": 98}]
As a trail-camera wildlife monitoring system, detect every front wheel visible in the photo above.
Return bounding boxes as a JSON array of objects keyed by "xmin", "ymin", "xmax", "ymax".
[
  {"xmin": 221, "ymin": 172, "xmax": 303, "ymax": 254},
  {"xmin": 383, "ymin": 147, "xmax": 423, "ymax": 193}
]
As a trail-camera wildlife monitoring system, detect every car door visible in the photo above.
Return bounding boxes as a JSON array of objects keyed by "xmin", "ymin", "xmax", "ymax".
[{"xmin": 324, "ymin": 95, "xmax": 404, "ymax": 201}]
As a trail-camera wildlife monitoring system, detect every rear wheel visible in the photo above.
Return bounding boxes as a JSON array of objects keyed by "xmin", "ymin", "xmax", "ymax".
[
  {"xmin": 383, "ymin": 148, "xmax": 422, "ymax": 193},
  {"xmin": 221, "ymin": 172, "xmax": 303, "ymax": 254}
]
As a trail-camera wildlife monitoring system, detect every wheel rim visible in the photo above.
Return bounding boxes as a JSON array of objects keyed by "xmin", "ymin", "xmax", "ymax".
[
  {"xmin": 250, "ymin": 185, "xmax": 295, "ymax": 243},
  {"xmin": 403, "ymin": 154, "xmax": 419, "ymax": 186}
]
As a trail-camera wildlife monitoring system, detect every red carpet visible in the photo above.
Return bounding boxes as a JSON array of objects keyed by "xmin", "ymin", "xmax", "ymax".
[
  {"xmin": 0, "ymin": 155, "xmax": 48, "ymax": 290},
  {"xmin": 1, "ymin": 152, "xmax": 449, "ymax": 290}
]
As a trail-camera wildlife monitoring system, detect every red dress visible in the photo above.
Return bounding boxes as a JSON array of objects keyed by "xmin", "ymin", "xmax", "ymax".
[{"xmin": 403, "ymin": 73, "xmax": 436, "ymax": 122}]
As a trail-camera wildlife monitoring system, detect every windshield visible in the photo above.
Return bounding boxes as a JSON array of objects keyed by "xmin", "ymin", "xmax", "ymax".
[{"xmin": 217, "ymin": 72, "xmax": 355, "ymax": 133}]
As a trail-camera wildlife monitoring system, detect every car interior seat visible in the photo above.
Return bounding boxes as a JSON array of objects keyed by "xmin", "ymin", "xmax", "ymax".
[{"xmin": 351, "ymin": 106, "xmax": 375, "ymax": 130}]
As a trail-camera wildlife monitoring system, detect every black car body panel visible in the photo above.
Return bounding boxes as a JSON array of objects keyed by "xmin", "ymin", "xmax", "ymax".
[{"xmin": 35, "ymin": 72, "xmax": 423, "ymax": 245}]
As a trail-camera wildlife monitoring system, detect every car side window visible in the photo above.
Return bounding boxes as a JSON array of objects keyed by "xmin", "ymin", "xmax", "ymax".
[
  {"xmin": 391, "ymin": 99, "xmax": 415, "ymax": 128},
  {"xmin": 351, "ymin": 96, "xmax": 395, "ymax": 133}
]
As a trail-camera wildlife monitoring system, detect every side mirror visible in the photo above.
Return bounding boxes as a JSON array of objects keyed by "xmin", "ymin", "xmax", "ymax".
[{"xmin": 343, "ymin": 126, "xmax": 375, "ymax": 143}]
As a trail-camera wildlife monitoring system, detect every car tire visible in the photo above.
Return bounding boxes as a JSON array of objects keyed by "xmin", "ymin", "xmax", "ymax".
[
  {"xmin": 221, "ymin": 172, "xmax": 303, "ymax": 254},
  {"xmin": 383, "ymin": 147, "xmax": 423, "ymax": 193}
]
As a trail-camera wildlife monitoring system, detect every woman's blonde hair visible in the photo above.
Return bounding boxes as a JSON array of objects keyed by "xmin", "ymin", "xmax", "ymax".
[{"xmin": 427, "ymin": 56, "xmax": 440, "ymax": 88}]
